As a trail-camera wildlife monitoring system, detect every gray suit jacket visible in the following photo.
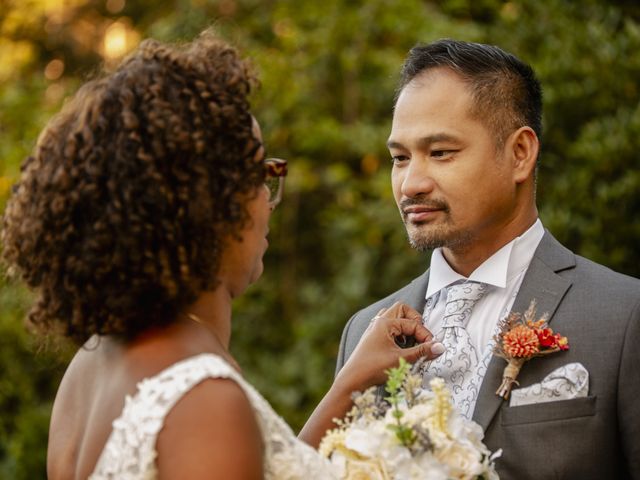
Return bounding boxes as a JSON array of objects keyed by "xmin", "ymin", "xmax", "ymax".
[{"xmin": 336, "ymin": 231, "xmax": 640, "ymax": 479}]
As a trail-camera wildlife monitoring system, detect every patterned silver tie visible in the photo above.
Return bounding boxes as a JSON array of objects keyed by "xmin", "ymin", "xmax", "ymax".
[{"xmin": 423, "ymin": 281, "xmax": 489, "ymax": 418}]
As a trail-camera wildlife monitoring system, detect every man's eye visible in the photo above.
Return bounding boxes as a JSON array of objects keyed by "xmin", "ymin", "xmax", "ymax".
[
  {"xmin": 431, "ymin": 150, "xmax": 456, "ymax": 159},
  {"xmin": 391, "ymin": 155, "xmax": 409, "ymax": 164}
]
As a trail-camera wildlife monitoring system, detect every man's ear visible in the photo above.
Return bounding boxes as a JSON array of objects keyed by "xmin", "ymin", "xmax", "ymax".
[{"xmin": 508, "ymin": 126, "xmax": 539, "ymax": 184}]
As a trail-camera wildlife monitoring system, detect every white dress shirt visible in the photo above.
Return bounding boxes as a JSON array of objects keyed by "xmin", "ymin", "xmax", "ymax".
[{"xmin": 423, "ymin": 219, "xmax": 545, "ymax": 357}]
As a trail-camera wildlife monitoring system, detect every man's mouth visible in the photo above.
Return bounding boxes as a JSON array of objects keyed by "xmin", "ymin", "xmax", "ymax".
[
  {"xmin": 403, "ymin": 206, "xmax": 442, "ymax": 222},
  {"xmin": 400, "ymin": 197, "xmax": 449, "ymax": 223},
  {"xmin": 402, "ymin": 204, "xmax": 447, "ymax": 223}
]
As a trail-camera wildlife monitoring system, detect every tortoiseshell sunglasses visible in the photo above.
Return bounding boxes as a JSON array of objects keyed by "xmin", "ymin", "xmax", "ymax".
[{"xmin": 264, "ymin": 158, "xmax": 287, "ymax": 208}]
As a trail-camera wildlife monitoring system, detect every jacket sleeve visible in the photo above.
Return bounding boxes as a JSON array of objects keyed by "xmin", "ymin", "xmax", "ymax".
[
  {"xmin": 335, "ymin": 313, "xmax": 357, "ymax": 376},
  {"xmin": 618, "ymin": 297, "xmax": 640, "ymax": 478}
]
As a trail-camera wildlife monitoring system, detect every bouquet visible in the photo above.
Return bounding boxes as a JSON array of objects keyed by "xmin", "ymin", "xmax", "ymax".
[
  {"xmin": 493, "ymin": 300, "xmax": 569, "ymax": 399},
  {"xmin": 319, "ymin": 359, "xmax": 501, "ymax": 479}
]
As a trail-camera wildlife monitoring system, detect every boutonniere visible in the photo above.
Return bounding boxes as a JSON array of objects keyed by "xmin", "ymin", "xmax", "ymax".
[{"xmin": 493, "ymin": 300, "xmax": 569, "ymax": 399}]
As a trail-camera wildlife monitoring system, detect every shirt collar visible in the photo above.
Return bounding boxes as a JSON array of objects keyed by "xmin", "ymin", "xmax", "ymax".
[{"xmin": 426, "ymin": 219, "xmax": 545, "ymax": 298}]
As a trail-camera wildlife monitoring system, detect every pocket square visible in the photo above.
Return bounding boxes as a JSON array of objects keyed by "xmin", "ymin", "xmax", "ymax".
[{"xmin": 509, "ymin": 362, "xmax": 588, "ymax": 407}]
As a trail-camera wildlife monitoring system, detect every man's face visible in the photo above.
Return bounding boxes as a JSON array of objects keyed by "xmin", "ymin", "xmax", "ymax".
[{"xmin": 388, "ymin": 68, "xmax": 518, "ymax": 255}]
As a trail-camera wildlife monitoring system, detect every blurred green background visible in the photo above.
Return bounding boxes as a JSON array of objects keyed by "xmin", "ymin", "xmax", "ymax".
[{"xmin": 1, "ymin": 0, "xmax": 639, "ymax": 476}]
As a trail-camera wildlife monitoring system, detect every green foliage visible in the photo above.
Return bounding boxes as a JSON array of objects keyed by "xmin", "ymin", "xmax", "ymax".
[
  {"xmin": 484, "ymin": 0, "xmax": 640, "ymax": 276},
  {"xmin": 1, "ymin": 0, "xmax": 639, "ymax": 476},
  {"xmin": 0, "ymin": 272, "xmax": 72, "ymax": 477},
  {"xmin": 384, "ymin": 358, "xmax": 416, "ymax": 447}
]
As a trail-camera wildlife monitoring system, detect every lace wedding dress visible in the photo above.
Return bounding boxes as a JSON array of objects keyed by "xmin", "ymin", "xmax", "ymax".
[{"xmin": 90, "ymin": 353, "xmax": 337, "ymax": 479}]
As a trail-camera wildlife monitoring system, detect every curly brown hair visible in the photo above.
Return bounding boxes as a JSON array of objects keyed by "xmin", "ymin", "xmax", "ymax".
[{"xmin": 1, "ymin": 30, "xmax": 264, "ymax": 344}]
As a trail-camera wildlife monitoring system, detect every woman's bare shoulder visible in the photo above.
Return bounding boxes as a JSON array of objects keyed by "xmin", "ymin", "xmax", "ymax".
[{"xmin": 156, "ymin": 376, "xmax": 264, "ymax": 479}]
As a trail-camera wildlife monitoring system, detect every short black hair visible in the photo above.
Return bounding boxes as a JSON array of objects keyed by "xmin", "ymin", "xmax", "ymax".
[{"xmin": 398, "ymin": 39, "xmax": 542, "ymax": 149}]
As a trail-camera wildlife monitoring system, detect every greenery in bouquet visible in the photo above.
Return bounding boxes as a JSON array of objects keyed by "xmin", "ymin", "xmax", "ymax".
[{"xmin": 320, "ymin": 359, "xmax": 501, "ymax": 480}]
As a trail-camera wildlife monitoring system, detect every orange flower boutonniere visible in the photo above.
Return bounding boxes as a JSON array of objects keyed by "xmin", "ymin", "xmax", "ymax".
[{"xmin": 493, "ymin": 300, "xmax": 569, "ymax": 399}]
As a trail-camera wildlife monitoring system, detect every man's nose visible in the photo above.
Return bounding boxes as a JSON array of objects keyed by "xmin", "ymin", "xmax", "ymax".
[{"xmin": 400, "ymin": 159, "xmax": 436, "ymax": 198}]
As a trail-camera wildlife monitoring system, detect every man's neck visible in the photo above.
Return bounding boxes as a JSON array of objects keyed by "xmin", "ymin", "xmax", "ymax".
[{"xmin": 443, "ymin": 214, "xmax": 539, "ymax": 277}]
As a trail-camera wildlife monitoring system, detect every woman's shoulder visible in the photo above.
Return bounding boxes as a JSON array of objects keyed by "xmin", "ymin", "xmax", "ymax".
[
  {"xmin": 89, "ymin": 351, "xmax": 264, "ymax": 479},
  {"xmin": 102, "ymin": 351, "xmax": 249, "ymax": 430},
  {"xmin": 150, "ymin": 353, "xmax": 337, "ymax": 479},
  {"xmin": 155, "ymin": 363, "xmax": 264, "ymax": 478}
]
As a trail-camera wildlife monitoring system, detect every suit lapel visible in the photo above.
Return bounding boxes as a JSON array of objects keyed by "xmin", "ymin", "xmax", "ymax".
[
  {"xmin": 404, "ymin": 268, "xmax": 431, "ymax": 313},
  {"xmin": 472, "ymin": 232, "xmax": 575, "ymax": 430}
]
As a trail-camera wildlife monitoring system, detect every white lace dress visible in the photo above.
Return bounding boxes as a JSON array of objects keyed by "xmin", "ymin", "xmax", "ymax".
[{"xmin": 90, "ymin": 353, "xmax": 337, "ymax": 479}]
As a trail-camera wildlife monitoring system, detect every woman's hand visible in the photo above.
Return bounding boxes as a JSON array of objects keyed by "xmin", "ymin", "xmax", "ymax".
[
  {"xmin": 335, "ymin": 301, "xmax": 444, "ymax": 393},
  {"xmin": 298, "ymin": 302, "xmax": 444, "ymax": 448}
]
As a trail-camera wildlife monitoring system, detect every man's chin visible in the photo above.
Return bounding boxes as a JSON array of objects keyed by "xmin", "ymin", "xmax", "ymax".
[
  {"xmin": 408, "ymin": 235, "xmax": 445, "ymax": 252},
  {"xmin": 405, "ymin": 225, "xmax": 459, "ymax": 252},
  {"xmin": 407, "ymin": 227, "xmax": 473, "ymax": 252}
]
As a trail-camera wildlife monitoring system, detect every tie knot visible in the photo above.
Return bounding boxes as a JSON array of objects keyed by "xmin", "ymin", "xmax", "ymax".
[
  {"xmin": 446, "ymin": 281, "xmax": 488, "ymax": 303},
  {"xmin": 442, "ymin": 281, "xmax": 489, "ymax": 328}
]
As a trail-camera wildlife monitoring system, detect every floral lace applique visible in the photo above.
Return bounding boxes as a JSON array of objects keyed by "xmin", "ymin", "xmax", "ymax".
[{"xmin": 90, "ymin": 353, "xmax": 337, "ymax": 479}]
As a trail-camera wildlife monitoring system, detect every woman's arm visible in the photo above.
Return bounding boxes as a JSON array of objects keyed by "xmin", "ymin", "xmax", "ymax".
[{"xmin": 298, "ymin": 302, "xmax": 444, "ymax": 448}]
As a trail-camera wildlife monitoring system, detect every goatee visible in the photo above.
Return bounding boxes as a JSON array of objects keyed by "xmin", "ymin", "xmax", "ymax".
[{"xmin": 405, "ymin": 222, "xmax": 473, "ymax": 253}]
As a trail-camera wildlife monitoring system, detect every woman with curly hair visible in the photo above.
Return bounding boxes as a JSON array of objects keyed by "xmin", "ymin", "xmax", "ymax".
[{"xmin": 2, "ymin": 30, "xmax": 442, "ymax": 479}]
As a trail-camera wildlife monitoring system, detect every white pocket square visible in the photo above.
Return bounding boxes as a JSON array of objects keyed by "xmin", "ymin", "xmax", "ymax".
[{"xmin": 509, "ymin": 362, "xmax": 589, "ymax": 407}]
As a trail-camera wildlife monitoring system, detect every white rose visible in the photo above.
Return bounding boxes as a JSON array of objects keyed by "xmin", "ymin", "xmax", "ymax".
[
  {"xmin": 401, "ymin": 403, "xmax": 435, "ymax": 427},
  {"xmin": 435, "ymin": 440, "xmax": 485, "ymax": 479},
  {"xmin": 344, "ymin": 458, "xmax": 390, "ymax": 480},
  {"xmin": 410, "ymin": 452, "xmax": 450, "ymax": 480},
  {"xmin": 379, "ymin": 444, "xmax": 412, "ymax": 478},
  {"xmin": 328, "ymin": 451, "xmax": 347, "ymax": 477},
  {"xmin": 388, "ymin": 450, "xmax": 449, "ymax": 480},
  {"xmin": 447, "ymin": 414, "xmax": 487, "ymax": 452},
  {"xmin": 271, "ymin": 449, "xmax": 339, "ymax": 480},
  {"xmin": 344, "ymin": 423, "xmax": 386, "ymax": 458}
]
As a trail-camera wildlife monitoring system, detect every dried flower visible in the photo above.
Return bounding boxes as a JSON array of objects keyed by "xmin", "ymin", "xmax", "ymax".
[
  {"xmin": 494, "ymin": 300, "xmax": 569, "ymax": 399},
  {"xmin": 536, "ymin": 328, "xmax": 556, "ymax": 348},
  {"xmin": 503, "ymin": 325, "xmax": 540, "ymax": 357}
]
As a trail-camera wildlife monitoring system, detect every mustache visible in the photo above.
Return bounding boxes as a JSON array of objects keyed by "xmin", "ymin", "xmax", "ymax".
[{"xmin": 400, "ymin": 196, "xmax": 450, "ymax": 213}]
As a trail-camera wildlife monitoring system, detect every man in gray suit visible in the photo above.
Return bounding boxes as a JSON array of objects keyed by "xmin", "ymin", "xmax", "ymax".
[{"xmin": 336, "ymin": 39, "xmax": 640, "ymax": 479}]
